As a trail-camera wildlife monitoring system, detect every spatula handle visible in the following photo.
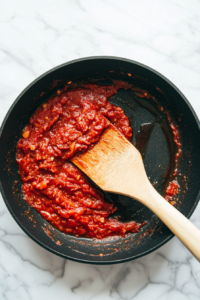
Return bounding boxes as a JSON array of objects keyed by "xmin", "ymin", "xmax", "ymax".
[{"xmin": 136, "ymin": 183, "xmax": 200, "ymax": 261}]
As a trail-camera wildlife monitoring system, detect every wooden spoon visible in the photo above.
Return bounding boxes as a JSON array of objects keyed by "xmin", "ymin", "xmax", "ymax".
[{"xmin": 72, "ymin": 124, "xmax": 200, "ymax": 261}]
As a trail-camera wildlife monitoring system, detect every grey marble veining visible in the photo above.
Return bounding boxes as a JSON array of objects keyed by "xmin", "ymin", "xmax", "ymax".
[{"xmin": 0, "ymin": 0, "xmax": 200, "ymax": 299}]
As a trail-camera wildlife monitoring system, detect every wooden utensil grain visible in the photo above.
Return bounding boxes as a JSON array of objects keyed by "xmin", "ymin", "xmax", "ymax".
[{"xmin": 72, "ymin": 124, "xmax": 200, "ymax": 261}]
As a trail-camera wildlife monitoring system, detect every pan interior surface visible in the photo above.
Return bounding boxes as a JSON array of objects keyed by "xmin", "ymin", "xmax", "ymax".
[{"xmin": 0, "ymin": 57, "xmax": 200, "ymax": 264}]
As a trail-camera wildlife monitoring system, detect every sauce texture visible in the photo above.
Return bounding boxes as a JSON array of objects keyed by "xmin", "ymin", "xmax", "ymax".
[{"xmin": 16, "ymin": 81, "xmax": 180, "ymax": 239}]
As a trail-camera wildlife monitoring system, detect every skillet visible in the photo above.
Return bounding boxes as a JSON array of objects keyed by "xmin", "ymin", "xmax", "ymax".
[{"xmin": 0, "ymin": 56, "xmax": 200, "ymax": 264}]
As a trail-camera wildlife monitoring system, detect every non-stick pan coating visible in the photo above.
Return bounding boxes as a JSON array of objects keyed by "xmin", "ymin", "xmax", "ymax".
[{"xmin": 0, "ymin": 57, "xmax": 200, "ymax": 264}]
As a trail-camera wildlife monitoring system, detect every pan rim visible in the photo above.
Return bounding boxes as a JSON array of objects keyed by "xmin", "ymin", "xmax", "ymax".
[{"xmin": 0, "ymin": 56, "xmax": 200, "ymax": 264}]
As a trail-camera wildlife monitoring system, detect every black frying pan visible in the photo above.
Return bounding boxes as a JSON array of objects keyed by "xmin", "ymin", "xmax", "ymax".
[{"xmin": 0, "ymin": 57, "xmax": 200, "ymax": 264}]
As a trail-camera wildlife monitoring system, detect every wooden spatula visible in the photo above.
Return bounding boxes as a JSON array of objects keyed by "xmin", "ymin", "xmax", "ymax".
[{"xmin": 72, "ymin": 125, "xmax": 200, "ymax": 261}]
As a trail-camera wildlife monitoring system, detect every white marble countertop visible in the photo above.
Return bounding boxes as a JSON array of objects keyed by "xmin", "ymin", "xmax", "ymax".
[{"xmin": 0, "ymin": 0, "xmax": 200, "ymax": 299}]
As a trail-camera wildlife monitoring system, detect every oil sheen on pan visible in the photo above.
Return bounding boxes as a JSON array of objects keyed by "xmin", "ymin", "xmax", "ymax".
[{"xmin": 16, "ymin": 81, "xmax": 181, "ymax": 239}]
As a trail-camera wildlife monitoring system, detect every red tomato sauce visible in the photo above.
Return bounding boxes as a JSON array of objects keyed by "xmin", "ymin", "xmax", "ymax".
[
  {"xmin": 165, "ymin": 180, "xmax": 180, "ymax": 204},
  {"xmin": 16, "ymin": 81, "xmax": 180, "ymax": 239},
  {"xmin": 17, "ymin": 81, "xmax": 147, "ymax": 239},
  {"xmin": 166, "ymin": 112, "xmax": 182, "ymax": 177}
]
